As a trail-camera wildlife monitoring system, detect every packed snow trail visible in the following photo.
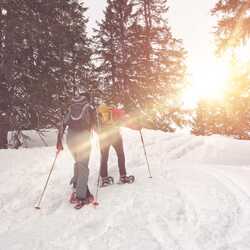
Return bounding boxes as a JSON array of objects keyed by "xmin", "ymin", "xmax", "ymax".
[{"xmin": 1, "ymin": 129, "xmax": 250, "ymax": 250}]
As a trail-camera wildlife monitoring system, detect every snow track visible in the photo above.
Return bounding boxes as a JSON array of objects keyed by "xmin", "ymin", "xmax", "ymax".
[{"xmin": 1, "ymin": 129, "xmax": 250, "ymax": 249}]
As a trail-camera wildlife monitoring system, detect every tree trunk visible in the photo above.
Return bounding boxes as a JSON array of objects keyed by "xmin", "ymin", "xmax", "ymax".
[{"xmin": 0, "ymin": 126, "xmax": 8, "ymax": 149}]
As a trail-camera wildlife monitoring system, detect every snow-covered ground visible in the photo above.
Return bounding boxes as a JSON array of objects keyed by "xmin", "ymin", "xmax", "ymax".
[{"xmin": 1, "ymin": 128, "xmax": 250, "ymax": 250}]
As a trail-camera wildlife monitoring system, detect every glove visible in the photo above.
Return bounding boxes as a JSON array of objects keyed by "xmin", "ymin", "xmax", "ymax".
[{"xmin": 56, "ymin": 140, "xmax": 63, "ymax": 151}]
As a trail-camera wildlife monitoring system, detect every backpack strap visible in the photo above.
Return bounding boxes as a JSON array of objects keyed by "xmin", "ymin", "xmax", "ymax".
[{"xmin": 70, "ymin": 102, "xmax": 89, "ymax": 121}]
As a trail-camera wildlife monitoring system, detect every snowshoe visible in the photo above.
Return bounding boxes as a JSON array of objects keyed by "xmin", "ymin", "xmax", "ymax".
[
  {"xmin": 118, "ymin": 175, "xmax": 135, "ymax": 184},
  {"xmin": 86, "ymin": 187, "xmax": 98, "ymax": 206},
  {"xmin": 100, "ymin": 176, "xmax": 114, "ymax": 187},
  {"xmin": 70, "ymin": 191, "xmax": 92, "ymax": 204},
  {"xmin": 69, "ymin": 192, "xmax": 78, "ymax": 204},
  {"xmin": 86, "ymin": 193, "xmax": 94, "ymax": 204},
  {"xmin": 74, "ymin": 198, "xmax": 89, "ymax": 209},
  {"xmin": 73, "ymin": 194, "xmax": 96, "ymax": 209},
  {"xmin": 70, "ymin": 187, "xmax": 95, "ymax": 206}
]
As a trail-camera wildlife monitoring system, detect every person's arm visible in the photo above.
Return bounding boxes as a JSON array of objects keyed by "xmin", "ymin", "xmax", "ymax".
[
  {"xmin": 124, "ymin": 116, "xmax": 142, "ymax": 130},
  {"xmin": 56, "ymin": 111, "xmax": 70, "ymax": 151},
  {"xmin": 118, "ymin": 110, "xmax": 142, "ymax": 130}
]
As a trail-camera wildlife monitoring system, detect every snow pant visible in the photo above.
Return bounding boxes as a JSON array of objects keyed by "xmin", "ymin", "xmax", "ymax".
[
  {"xmin": 100, "ymin": 128, "xmax": 126, "ymax": 178},
  {"xmin": 66, "ymin": 130, "xmax": 91, "ymax": 200}
]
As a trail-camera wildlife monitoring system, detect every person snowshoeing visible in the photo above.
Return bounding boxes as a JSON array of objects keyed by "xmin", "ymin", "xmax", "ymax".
[
  {"xmin": 56, "ymin": 89, "xmax": 97, "ymax": 209},
  {"xmin": 97, "ymin": 103, "xmax": 135, "ymax": 186}
]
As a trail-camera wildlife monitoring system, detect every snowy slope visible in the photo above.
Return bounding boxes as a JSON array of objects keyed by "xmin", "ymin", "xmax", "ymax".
[{"xmin": 1, "ymin": 129, "xmax": 250, "ymax": 250}]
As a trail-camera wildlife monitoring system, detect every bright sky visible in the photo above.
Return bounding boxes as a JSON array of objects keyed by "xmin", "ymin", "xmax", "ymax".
[{"xmin": 84, "ymin": 0, "xmax": 230, "ymax": 107}]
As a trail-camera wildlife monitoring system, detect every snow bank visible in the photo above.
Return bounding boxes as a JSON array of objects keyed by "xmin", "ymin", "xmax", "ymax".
[{"xmin": 1, "ymin": 129, "xmax": 250, "ymax": 250}]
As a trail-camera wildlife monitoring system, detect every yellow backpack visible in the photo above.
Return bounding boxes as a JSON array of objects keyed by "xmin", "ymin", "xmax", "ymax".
[{"xmin": 98, "ymin": 104, "xmax": 113, "ymax": 125}]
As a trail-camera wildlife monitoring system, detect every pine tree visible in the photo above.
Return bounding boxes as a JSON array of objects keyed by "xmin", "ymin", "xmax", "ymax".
[
  {"xmin": 209, "ymin": 0, "xmax": 250, "ymax": 139},
  {"xmin": 192, "ymin": 101, "xmax": 207, "ymax": 136},
  {"xmin": 94, "ymin": 0, "xmax": 187, "ymax": 130},
  {"xmin": 192, "ymin": 100, "xmax": 227, "ymax": 136},
  {"xmin": 94, "ymin": 0, "xmax": 137, "ymax": 105},
  {"xmin": 133, "ymin": 0, "xmax": 187, "ymax": 129},
  {"xmin": 212, "ymin": 0, "xmax": 250, "ymax": 52},
  {"xmin": 0, "ymin": 0, "xmax": 92, "ymax": 135},
  {"xmin": 224, "ymin": 61, "xmax": 250, "ymax": 139}
]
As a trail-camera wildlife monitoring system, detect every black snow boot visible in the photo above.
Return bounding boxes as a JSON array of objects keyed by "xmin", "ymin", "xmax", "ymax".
[
  {"xmin": 119, "ymin": 175, "xmax": 135, "ymax": 184},
  {"xmin": 100, "ymin": 176, "xmax": 114, "ymax": 187}
]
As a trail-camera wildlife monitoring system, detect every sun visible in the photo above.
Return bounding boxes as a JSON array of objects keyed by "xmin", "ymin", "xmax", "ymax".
[{"xmin": 182, "ymin": 58, "xmax": 230, "ymax": 108}]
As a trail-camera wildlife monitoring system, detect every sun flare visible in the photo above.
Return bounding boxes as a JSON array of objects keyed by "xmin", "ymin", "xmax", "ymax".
[{"xmin": 182, "ymin": 58, "xmax": 230, "ymax": 108}]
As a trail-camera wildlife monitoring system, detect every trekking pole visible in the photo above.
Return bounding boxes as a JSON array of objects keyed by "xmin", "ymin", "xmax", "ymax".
[
  {"xmin": 91, "ymin": 130, "xmax": 101, "ymax": 207},
  {"xmin": 139, "ymin": 130, "xmax": 152, "ymax": 178},
  {"xmin": 93, "ymin": 110, "xmax": 102, "ymax": 206},
  {"xmin": 93, "ymin": 164, "xmax": 101, "ymax": 206},
  {"xmin": 35, "ymin": 150, "xmax": 60, "ymax": 209},
  {"xmin": 90, "ymin": 93, "xmax": 101, "ymax": 206}
]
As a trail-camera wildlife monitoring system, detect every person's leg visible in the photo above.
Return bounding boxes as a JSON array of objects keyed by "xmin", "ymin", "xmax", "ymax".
[
  {"xmin": 100, "ymin": 143, "xmax": 110, "ymax": 178},
  {"xmin": 112, "ymin": 132, "xmax": 126, "ymax": 177},
  {"xmin": 75, "ymin": 132, "xmax": 92, "ymax": 200},
  {"xmin": 67, "ymin": 131, "xmax": 91, "ymax": 200},
  {"xmin": 70, "ymin": 160, "xmax": 78, "ymax": 189},
  {"xmin": 69, "ymin": 159, "xmax": 93, "ymax": 203},
  {"xmin": 67, "ymin": 134, "xmax": 78, "ymax": 189},
  {"xmin": 75, "ymin": 154, "xmax": 90, "ymax": 199}
]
